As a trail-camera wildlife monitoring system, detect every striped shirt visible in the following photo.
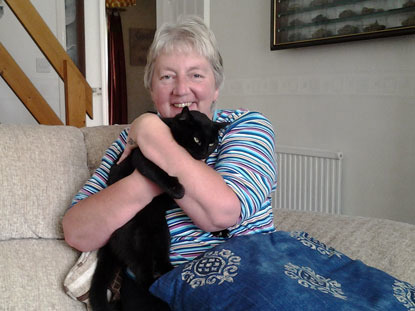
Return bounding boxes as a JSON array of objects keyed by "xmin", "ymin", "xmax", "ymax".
[{"xmin": 71, "ymin": 109, "xmax": 278, "ymax": 266}]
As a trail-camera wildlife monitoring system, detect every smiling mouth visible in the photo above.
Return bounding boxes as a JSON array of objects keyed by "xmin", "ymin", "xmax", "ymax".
[{"xmin": 173, "ymin": 102, "xmax": 193, "ymax": 108}]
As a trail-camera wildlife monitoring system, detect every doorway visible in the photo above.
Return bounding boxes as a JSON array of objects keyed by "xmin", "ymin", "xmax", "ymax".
[
  {"xmin": 114, "ymin": 1, "xmax": 156, "ymax": 123},
  {"xmin": 85, "ymin": 0, "xmax": 208, "ymax": 126}
]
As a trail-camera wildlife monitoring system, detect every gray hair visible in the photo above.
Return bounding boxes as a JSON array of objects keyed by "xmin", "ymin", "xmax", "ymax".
[{"xmin": 143, "ymin": 16, "xmax": 224, "ymax": 91}]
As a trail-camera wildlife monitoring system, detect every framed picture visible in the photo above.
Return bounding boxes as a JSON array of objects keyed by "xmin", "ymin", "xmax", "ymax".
[
  {"xmin": 129, "ymin": 28, "xmax": 155, "ymax": 66},
  {"xmin": 271, "ymin": 0, "xmax": 415, "ymax": 50}
]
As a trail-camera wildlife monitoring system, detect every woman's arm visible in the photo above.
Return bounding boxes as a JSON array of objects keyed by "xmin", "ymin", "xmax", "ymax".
[
  {"xmin": 62, "ymin": 161, "xmax": 162, "ymax": 252},
  {"xmin": 126, "ymin": 113, "xmax": 242, "ymax": 233}
]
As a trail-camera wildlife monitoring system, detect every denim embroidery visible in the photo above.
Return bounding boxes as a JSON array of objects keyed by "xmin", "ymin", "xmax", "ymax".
[
  {"xmin": 285, "ymin": 262, "xmax": 347, "ymax": 300},
  {"xmin": 290, "ymin": 231, "xmax": 343, "ymax": 258},
  {"xmin": 393, "ymin": 280, "xmax": 415, "ymax": 311},
  {"xmin": 181, "ymin": 249, "xmax": 241, "ymax": 289}
]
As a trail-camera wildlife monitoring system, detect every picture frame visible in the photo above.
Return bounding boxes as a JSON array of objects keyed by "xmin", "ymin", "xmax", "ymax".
[
  {"xmin": 271, "ymin": 0, "xmax": 415, "ymax": 50},
  {"xmin": 129, "ymin": 28, "xmax": 155, "ymax": 66}
]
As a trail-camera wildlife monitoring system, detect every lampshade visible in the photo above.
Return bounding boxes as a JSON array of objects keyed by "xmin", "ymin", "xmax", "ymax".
[{"xmin": 106, "ymin": 0, "xmax": 136, "ymax": 8}]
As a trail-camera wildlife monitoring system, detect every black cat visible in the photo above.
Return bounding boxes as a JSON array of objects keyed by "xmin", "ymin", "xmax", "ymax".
[{"xmin": 89, "ymin": 107, "xmax": 228, "ymax": 311}]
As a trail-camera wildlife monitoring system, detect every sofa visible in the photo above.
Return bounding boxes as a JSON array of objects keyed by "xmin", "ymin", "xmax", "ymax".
[{"xmin": 0, "ymin": 123, "xmax": 414, "ymax": 310}]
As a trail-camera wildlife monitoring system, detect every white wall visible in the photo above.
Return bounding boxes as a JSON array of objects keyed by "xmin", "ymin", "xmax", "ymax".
[
  {"xmin": 0, "ymin": 0, "xmax": 65, "ymax": 124},
  {"xmin": 84, "ymin": 0, "xmax": 108, "ymax": 126},
  {"xmin": 210, "ymin": 0, "xmax": 415, "ymax": 224},
  {"xmin": 156, "ymin": 0, "xmax": 206, "ymax": 28},
  {"xmin": 0, "ymin": 0, "xmax": 107, "ymax": 126}
]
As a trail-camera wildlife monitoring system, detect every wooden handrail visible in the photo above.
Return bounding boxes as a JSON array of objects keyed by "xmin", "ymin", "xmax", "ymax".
[
  {"xmin": 0, "ymin": 43, "xmax": 63, "ymax": 125},
  {"xmin": 64, "ymin": 60, "xmax": 91, "ymax": 128},
  {"xmin": 3, "ymin": 0, "xmax": 93, "ymax": 127}
]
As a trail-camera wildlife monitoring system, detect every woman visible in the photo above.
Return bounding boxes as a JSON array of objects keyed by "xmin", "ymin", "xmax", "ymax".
[{"xmin": 63, "ymin": 15, "xmax": 277, "ymax": 274}]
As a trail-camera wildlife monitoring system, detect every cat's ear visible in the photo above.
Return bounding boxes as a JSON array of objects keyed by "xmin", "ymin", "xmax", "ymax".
[
  {"xmin": 178, "ymin": 107, "xmax": 191, "ymax": 121},
  {"xmin": 215, "ymin": 121, "xmax": 229, "ymax": 131}
]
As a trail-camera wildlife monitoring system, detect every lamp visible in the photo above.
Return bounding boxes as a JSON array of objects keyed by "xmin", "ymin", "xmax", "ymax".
[{"xmin": 105, "ymin": 0, "xmax": 136, "ymax": 8}]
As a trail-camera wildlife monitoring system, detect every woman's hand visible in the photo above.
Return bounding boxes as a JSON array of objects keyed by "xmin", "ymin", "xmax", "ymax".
[
  {"xmin": 117, "ymin": 113, "xmax": 164, "ymax": 165},
  {"xmin": 117, "ymin": 112, "xmax": 241, "ymax": 233},
  {"xmin": 117, "ymin": 135, "xmax": 137, "ymax": 164},
  {"xmin": 129, "ymin": 114, "xmax": 241, "ymax": 233}
]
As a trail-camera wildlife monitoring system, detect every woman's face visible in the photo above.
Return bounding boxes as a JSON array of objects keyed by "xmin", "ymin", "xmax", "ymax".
[{"xmin": 150, "ymin": 49, "xmax": 219, "ymax": 119}]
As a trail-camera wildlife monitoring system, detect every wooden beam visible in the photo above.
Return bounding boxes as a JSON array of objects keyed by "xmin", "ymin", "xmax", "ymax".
[
  {"xmin": 0, "ymin": 43, "xmax": 63, "ymax": 125},
  {"xmin": 6, "ymin": 0, "xmax": 68, "ymax": 79},
  {"xmin": 5, "ymin": 0, "xmax": 93, "ymax": 119},
  {"xmin": 67, "ymin": 55, "xmax": 93, "ymax": 119},
  {"xmin": 64, "ymin": 60, "xmax": 86, "ymax": 128}
]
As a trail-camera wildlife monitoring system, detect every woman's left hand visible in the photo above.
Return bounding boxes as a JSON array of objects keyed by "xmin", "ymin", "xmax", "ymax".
[
  {"xmin": 117, "ymin": 113, "xmax": 163, "ymax": 164},
  {"xmin": 119, "ymin": 112, "xmax": 241, "ymax": 233}
]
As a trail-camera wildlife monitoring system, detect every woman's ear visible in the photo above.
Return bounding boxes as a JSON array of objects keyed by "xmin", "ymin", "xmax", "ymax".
[{"xmin": 214, "ymin": 88, "xmax": 219, "ymax": 102}]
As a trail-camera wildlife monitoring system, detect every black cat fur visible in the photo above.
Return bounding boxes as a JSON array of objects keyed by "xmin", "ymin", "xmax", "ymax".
[{"xmin": 89, "ymin": 107, "xmax": 228, "ymax": 311}]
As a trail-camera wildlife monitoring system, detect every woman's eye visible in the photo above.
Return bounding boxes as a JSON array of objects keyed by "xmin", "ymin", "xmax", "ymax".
[
  {"xmin": 193, "ymin": 137, "xmax": 201, "ymax": 145},
  {"xmin": 161, "ymin": 75, "xmax": 172, "ymax": 80}
]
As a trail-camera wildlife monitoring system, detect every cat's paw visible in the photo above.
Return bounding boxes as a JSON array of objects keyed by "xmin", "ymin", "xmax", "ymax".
[
  {"xmin": 156, "ymin": 263, "xmax": 174, "ymax": 278},
  {"xmin": 212, "ymin": 229, "xmax": 229, "ymax": 238},
  {"xmin": 162, "ymin": 177, "xmax": 184, "ymax": 199},
  {"xmin": 164, "ymin": 262, "xmax": 174, "ymax": 273},
  {"xmin": 166, "ymin": 183, "xmax": 185, "ymax": 199}
]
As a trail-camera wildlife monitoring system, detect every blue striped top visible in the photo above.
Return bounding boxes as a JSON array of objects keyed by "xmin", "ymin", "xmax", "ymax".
[{"xmin": 71, "ymin": 109, "xmax": 278, "ymax": 266}]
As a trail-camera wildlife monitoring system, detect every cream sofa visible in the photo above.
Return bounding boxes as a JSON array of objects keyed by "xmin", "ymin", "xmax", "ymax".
[{"xmin": 0, "ymin": 124, "xmax": 414, "ymax": 310}]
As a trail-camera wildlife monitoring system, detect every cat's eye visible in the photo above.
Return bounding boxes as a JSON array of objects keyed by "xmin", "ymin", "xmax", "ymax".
[
  {"xmin": 208, "ymin": 143, "xmax": 214, "ymax": 147},
  {"xmin": 193, "ymin": 137, "xmax": 201, "ymax": 145}
]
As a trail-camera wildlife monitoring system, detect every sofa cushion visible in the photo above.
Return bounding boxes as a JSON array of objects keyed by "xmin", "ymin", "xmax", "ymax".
[
  {"xmin": 0, "ymin": 239, "xmax": 85, "ymax": 310},
  {"xmin": 0, "ymin": 124, "xmax": 90, "ymax": 240},
  {"xmin": 81, "ymin": 125, "xmax": 128, "ymax": 174}
]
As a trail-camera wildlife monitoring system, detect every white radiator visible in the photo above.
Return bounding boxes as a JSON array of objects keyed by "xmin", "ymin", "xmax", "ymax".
[{"xmin": 274, "ymin": 145, "xmax": 343, "ymax": 215}]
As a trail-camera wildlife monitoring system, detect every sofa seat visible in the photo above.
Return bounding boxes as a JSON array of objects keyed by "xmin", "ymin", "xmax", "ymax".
[
  {"xmin": 0, "ymin": 239, "xmax": 84, "ymax": 310},
  {"xmin": 0, "ymin": 123, "xmax": 413, "ymax": 310}
]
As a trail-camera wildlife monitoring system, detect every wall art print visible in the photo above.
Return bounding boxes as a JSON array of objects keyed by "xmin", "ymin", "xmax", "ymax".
[
  {"xmin": 129, "ymin": 28, "xmax": 155, "ymax": 66},
  {"xmin": 271, "ymin": 0, "xmax": 415, "ymax": 49}
]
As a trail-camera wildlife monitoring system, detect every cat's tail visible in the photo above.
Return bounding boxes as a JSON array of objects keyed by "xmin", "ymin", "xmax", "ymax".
[{"xmin": 89, "ymin": 245, "xmax": 119, "ymax": 311}]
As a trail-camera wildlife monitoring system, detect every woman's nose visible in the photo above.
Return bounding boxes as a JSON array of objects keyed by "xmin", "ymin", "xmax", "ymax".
[{"xmin": 173, "ymin": 76, "xmax": 190, "ymax": 96}]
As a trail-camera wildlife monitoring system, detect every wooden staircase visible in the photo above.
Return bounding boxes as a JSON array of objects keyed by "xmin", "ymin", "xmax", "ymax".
[{"xmin": 0, "ymin": 0, "xmax": 93, "ymax": 127}]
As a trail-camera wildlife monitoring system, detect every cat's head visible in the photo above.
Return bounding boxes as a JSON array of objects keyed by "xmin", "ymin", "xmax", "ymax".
[{"xmin": 164, "ymin": 107, "xmax": 228, "ymax": 160}]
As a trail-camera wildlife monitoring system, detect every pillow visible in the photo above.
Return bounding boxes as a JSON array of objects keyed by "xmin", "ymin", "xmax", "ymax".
[
  {"xmin": 150, "ymin": 231, "xmax": 415, "ymax": 311},
  {"xmin": 63, "ymin": 251, "xmax": 98, "ymax": 305},
  {"xmin": 63, "ymin": 251, "xmax": 122, "ymax": 307}
]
